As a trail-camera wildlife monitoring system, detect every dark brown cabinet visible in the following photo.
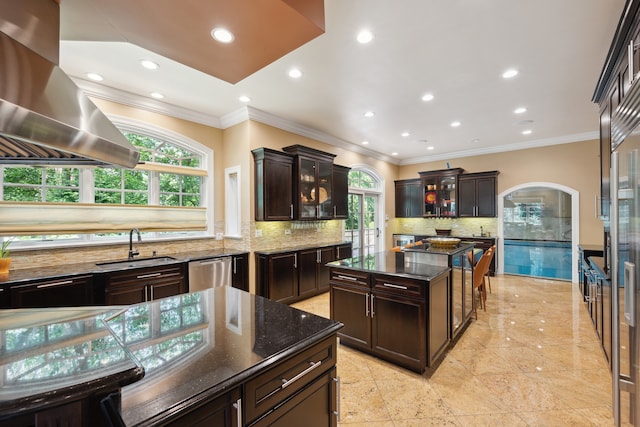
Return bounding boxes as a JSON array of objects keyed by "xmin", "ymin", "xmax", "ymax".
[
  {"xmin": 330, "ymin": 268, "xmax": 450, "ymax": 372},
  {"xmin": 256, "ymin": 251, "xmax": 299, "ymax": 304},
  {"xmin": 231, "ymin": 253, "xmax": 249, "ymax": 292},
  {"xmin": 252, "ymin": 148, "xmax": 295, "ymax": 221},
  {"xmin": 103, "ymin": 264, "xmax": 186, "ymax": 305},
  {"xmin": 458, "ymin": 171, "xmax": 499, "ymax": 217},
  {"xmin": 299, "ymin": 246, "xmax": 335, "ymax": 297},
  {"xmin": 394, "ymin": 179, "xmax": 422, "ymax": 218},
  {"xmin": 166, "ymin": 388, "xmax": 241, "ymax": 427},
  {"xmin": 0, "ymin": 285, "xmax": 8, "ymax": 308},
  {"xmin": 335, "ymin": 242, "xmax": 352, "ymax": 260},
  {"xmin": 332, "ymin": 164, "xmax": 350, "ymax": 219},
  {"xmin": 10, "ymin": 274, "xmax": 94, "ymax": 308},
  {"xmin": 419, "ymin": 168, "xmax": 463, "ymax": 217},
  {"xmin": 284, "ymin": 145, "xmax": 336, "ymax": 220}
]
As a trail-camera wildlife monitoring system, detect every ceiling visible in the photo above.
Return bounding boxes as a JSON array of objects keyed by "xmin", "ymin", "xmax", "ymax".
[{"xmin": 58, "ymin": 0, "xmax": 626, "ymax": 165}]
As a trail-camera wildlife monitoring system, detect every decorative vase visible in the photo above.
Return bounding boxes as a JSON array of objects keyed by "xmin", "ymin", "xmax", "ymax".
[{"xmin": 0, "ymin": 258, "xmax": 10, "ymax": 275}]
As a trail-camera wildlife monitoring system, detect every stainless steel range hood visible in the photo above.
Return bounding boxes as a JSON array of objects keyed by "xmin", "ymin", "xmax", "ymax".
[{"xmin": 0, "ymin": 0, "xmax": 139, "ymax": 167}]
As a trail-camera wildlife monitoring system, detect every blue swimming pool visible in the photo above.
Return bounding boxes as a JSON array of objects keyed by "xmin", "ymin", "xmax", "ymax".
[{"xmin": 503, "ymin": 239, "xmax": 572, "ymax": 280}]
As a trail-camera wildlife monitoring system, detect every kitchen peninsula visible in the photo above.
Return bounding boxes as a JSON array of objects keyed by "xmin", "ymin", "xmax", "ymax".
[{"xmin": 0, "ymin": 287, "xmax": 343, "ymax": 426}]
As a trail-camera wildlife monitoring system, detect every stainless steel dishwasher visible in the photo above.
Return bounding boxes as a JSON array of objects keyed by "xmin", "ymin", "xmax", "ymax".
[{"xmin": 188, "ymin": 256, "xmax": 232, "ymax": 291}]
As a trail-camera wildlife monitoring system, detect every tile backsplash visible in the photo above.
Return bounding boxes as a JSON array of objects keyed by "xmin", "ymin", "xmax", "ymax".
[{"xmin": 393, "ymin": 217, "xmax": 498, "ymax": 238}]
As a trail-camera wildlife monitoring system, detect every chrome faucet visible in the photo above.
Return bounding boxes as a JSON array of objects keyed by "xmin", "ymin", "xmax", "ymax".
[{"xmin": 128, "ymin": 228, "xmax": 141, "ymax": 259}]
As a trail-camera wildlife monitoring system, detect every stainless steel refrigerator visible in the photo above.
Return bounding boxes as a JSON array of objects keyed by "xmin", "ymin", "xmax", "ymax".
[{"xmin": 611, "ymin": 134, "xmax": 640, "ymax": 426}]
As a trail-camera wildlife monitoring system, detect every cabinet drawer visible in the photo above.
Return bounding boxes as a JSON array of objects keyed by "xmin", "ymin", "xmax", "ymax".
[
  {"xmin": 372, "ymin": 274, "xmax": 425, "ymax": 299},
  {"xmin": 105, "ymin": 265, "xmax": 185, "ymax": 288},
  {"xmin": 244, "ymin": 336, "xmax": 337, "ymax": 424},
  {"xmin": 329, "ymin": 268, "xmax": 369, "ymax": 288}
]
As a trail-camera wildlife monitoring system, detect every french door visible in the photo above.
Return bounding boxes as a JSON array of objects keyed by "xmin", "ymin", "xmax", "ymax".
[{"xmin": 345, "ymin": 192, "xmax": 380, "ymax": 257}]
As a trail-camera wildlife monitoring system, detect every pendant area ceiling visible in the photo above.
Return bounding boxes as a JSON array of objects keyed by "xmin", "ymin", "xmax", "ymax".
[{"xmin": 58, "ymin": 0, "xmax": 626, "ymax": 164}]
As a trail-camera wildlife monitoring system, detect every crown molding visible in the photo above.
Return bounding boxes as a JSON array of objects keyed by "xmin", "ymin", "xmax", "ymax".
[
  {"xmin": 73, "ymin": 78, "xmax": 222, "ymax": 128},
  {"xmin": 399, "ymin": 131, "xmax": 599, "ymax": 165}
]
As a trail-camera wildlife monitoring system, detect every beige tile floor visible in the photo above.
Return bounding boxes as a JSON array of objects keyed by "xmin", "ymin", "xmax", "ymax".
[{"xmin": 292, "ymin": 275, "xmax": 615, "ymax": 426}]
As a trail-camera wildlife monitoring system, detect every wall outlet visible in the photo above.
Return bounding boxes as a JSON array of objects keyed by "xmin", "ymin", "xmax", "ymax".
[
  {"xmin": 255, "ymin": 229, "xmax": 262, "ymax": 237},
  {"xmin": 284, "ymin": 229, "xmax": 291, "ymax": 235},
  {"xmin": 215, "ymin": 232, "xmax": 224, "ymax": 240}
]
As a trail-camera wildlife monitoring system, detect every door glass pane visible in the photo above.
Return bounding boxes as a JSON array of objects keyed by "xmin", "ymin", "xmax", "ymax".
[
  {"xmin": 345, "ymin": 194, "xmax": 362, "ymax": 257},
  {"xmin": 363, "ymin": 195, "xmax": 378, "ymax": 256},
  {"xmin": 300, "ymin": 158, "xmax": 316, "ymax": 219},
  {"xmin": 317, "ymin": 161, "xmax": 332, "ymax": 218}
]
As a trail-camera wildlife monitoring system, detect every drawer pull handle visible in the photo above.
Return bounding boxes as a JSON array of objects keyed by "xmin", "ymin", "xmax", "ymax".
[
  {"xmin": 383, "ymin": 283, "xmax": 408, "ymax": 290},
  {"xmin": 137, "ymin": 272, "xmax": 162, "ymax": 279},
  {"xmin": 281, "ymin": 360, "xmax": 322, "ymax": 389},
  {"xmin": 37, "ymin": 280, "xmax": 74, "ymax": 289},
  {"xmin": 337, "ymin": 275, "xmax": 357, "ymax": 281}
]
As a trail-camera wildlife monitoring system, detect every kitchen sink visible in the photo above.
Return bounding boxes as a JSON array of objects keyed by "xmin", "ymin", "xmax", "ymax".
[{"xmin": 96, "ymin": 256, "xmax": 178, "ymax": 268}]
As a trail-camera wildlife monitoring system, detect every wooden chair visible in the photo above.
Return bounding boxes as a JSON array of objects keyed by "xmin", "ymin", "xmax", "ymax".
[
  {"xmin": 484, "ymin": 245, "xmax": 496, "ymax": 293},
  {"xmin": 472, "ymin": 249, "xmax": 492, "ymax": 319}
]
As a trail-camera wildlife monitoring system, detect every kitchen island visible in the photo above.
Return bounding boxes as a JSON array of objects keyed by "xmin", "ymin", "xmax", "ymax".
[
  {"xmin": 0, "ymin": 287, "xmax": 343, "ymax": 426},
  {"xmin": 327, "ymin": 251, "xmax": 453, "ymax": 373}
]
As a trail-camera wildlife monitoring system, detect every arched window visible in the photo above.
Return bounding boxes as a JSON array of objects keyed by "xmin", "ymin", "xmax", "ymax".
[{"xmin": 0, "ymin": 119, "xmax": 212, "ymax": 248}]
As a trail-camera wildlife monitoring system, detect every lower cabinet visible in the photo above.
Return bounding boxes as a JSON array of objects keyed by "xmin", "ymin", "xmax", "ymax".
[
  {"xmin": 103, "ymin": 264, "xmax": 186, "ymax": 305},
  {"xmin": 9, "ymin": 274, "xmax": 94, "ymax": 308},
  {"xmin": 231, "ymin": 253, "xmax": 249, "ymax": 292},
  {"xmin": 256, "ymin": 243, "xmax": 352, "ymax": 304},
  {"xmin": 330, "ymin": 268, "xmax": 450, "ymax": 372},
  {"xmin": 166, "ymin": 387, "xmax": 241, "ymax": 427}
]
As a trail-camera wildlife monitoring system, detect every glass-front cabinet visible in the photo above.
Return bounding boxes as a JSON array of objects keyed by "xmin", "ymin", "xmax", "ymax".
[
  {"xmin": 419, "ymin": 168, "xmax": 463, "ymax": 218},
  {"xmin": 284, "ymin": 145, "xmax": 336, "ymax": 220}
]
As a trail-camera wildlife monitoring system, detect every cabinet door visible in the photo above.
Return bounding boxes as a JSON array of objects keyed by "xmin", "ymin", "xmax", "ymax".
[
  {"xmin": 371, "ymin": 290, "xmax": 425, "ymax": 372},
  {"xmin": 395, "ymin": 180, "xmax": 422, "ymax": 218},
  {"xmin": 457, "ymin": 179, "xmax": 475, "ymax": 217},
  {"xmin": 332, "ymin": 165, "xmax": 349, "ymax": 219},
  {"xmin": 269, "ymin": 253, "xmax": 298, "ymax": 303},
  {"xmin": 317, "ymin": 247, "xmax": 334, "ymax": 293},
  {"xmin": 330, "ymin": 284, "xmax": 370, "ymax": 350},
  {"xmin": 167, "ymin": 387, "xmax": 241, "ymax": 427},
  {"xmin": 438, "ymin": 175, "xmax": 457, "ymax": 217},
  {"xmin": 150, "ymin": 277, "xmax": 186, "ymax": 301},
  {"xmin": 476, "ymin": 177, "xmax": 496, "ymax": 217},
  {"xmin": 335, "ymin": 243, "xmax": 352, "ymax": 260},
  {"xmin": 299, "ymin": 249, "xmax": 319, "ymax": 297},
  {"xmin": 299, "ymin": 157, "xmax": 318, "ymax": 219},
  {"xmin": 0, "ymin": 286, "xmax": 9, "ymax": 308},
  {"xmin": 105, "ymin": 283, "xmax": 148, "ymax": 305},
  {"xmin": 231, "ymin": 253, "xmax": 249, "ymax": 292},
  {"xmin": 264, "ymin": 158, "xmax": 294, "ymax": 220},
  {"xmin": 317, "ymin": 160, "xmax": 333, "ymax": 219},
  {"xmin": 11, "ymin": 275, "xmax": 94, "ymax": 308},
  {"xmin": 250, "ymin": 368, "xmax": 337, "ymax": 427},
  {"xmin": 428, "ymin": 273, "xmax": 451, "ymax": 365}
]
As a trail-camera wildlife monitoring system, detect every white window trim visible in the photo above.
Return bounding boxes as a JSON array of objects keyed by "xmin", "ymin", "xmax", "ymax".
[{"xmin": 224, "ymin": 165, "xmax": 242, "ymax": 238}]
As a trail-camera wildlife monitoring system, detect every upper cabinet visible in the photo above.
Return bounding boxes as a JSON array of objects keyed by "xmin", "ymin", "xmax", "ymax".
[
  {"xmin": 458, "ymin": 171, "xmax": 499, "ymax": 217},
  {"xmin": 283, "ymin": 145, "xmax": 335, "ymax": 220},
  {"xmin": 332, "ymin": 164, "xmax": 350, "ymax": 219},
  {"xmin": 395, "ymin": 179, "xmax": 422, "ymax": 218},
  {"xmin": 253, "ymin": 145, "xmax": 349, "ymax": 221},
  {"xmin": 419, "ymin": 168, "xmax": 464, "ymax": 218},
  {"xmin": 252, "ymin": 148, "xmax": 295, "ymax": 221}
]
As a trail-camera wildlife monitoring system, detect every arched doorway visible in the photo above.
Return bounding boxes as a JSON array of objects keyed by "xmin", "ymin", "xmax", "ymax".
[
  {"xmin": 497, "ymin": 182, "xmax": 579, "ymax": 283},
  {"xmin": 344, "ymin": 165, "xmax": 385, "ymax": 257}
]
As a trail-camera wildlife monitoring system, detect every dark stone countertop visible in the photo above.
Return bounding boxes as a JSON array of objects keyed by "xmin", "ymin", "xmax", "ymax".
[
  {"xmin": 403, "ymin": 242, "xmax": 475, "ymax": 256},
  {"xmin": 0, "ymin": 248, "xmax": 250, "ymax": 286},
  {"xmin": 0, "ymin": 287, "xmax": 342, "ymax": 425},
  {"xmin": 326, "ymin": 251, "xmax": 450, "ymax": 281}
]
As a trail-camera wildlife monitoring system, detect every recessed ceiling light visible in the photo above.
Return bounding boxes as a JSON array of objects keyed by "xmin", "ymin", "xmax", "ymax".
[
  {"xmin": 86, "ymin": 72, "xmax": 103, "ymax": 81},
  {"xmin": 364, "ymin": 111, "xmax": 375, "ymax": 118},
  {"xmin": 211, "ymin": 27, "xmax": 234, "ymax": 43},
  {"xmin": 421, "ymin": 93, "xmax": 434, "ymax": 102},
  {"xmin": 522, "ymin": 129, "xmax": 532, "ymax": 135},
  {"xmin": 362, "ymin": 141, "xmax": 369, "ymax": 145},
  {"xmin": 140, "ymin": 60, "xmax": 158, "ymax": 70},
  {"xmin": 502, "ymin": 68, "xmax": 519, "ymax": 79},
  {"xmin": 401, "ymin": 132, "xmax": 410, "ymax": 137},
  {"xmin": 427, "ymin": 146, "xmax": 435, "ymax": 150},
  {"xmin": 391, "ymin": 152, "xmax": 398, "ymax": 156},
  {"xmin": 357, "ymin": 29, "xmax": 373, "ymax": 44},
  {"xmin": 239, "ymin": 95, "xmax": 251, "ymax": 103},
  {"xmin": 471, "ymin": 138, "xmax": 481, "ymax": 143},
  {"xmin": 450, "ymin": 121, "xmax": 461, "ymax": 127},
  {"xmin": 514, "ymin": 107, "xmax": 527, "ymax": 114},
  {"xmin": 288, "ymin": 68, "xmax": 302, "ymax": 79},
  {"xmin": 150, "ymin": 92, "xmax": 164, "ymax": 99}
]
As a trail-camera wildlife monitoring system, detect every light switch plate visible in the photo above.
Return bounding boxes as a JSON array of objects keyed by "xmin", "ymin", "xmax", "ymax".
[{"xmin": 255, "ymin": 229, "xmax": 262, "ymax": 237}]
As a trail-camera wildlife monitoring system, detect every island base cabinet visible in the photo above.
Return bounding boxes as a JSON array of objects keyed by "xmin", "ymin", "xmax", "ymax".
[
  {"xmin": 428, "ymin": 273, "xmax": 451, "ymax": 366},
  {"xmin": 165, "ymin": 388, "xmax": 241, "ymax": 427},
  {"xmin": 371, "ymin": 292, "xmax": 425, "ymax": 372},
  {"xmin": 330, "ymin": 284, "xmax": 371, "ymax": 351},
  {"xmin": 249, "ymin": 368, "xmax": 337, "ymax": 427}
]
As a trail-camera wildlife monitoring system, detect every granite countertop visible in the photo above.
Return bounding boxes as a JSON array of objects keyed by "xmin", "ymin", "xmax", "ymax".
[
  {"xmin": 0, "ymin": 248, "xmax": 250, "ymax": 286},
  {"xmin": 326, "ymin": 251, "xmax": 450, "ymax": 281},
  {"xmin": 403, "ymin": 242, "xmax": 476, "ymax": 256},
  {"xmin": 0, "ymin": 287, "xmax": 343, "ymax": 425},
  {"xmin": 254, "ymin": 241, "xmax": 351, "ymax": 256}
]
